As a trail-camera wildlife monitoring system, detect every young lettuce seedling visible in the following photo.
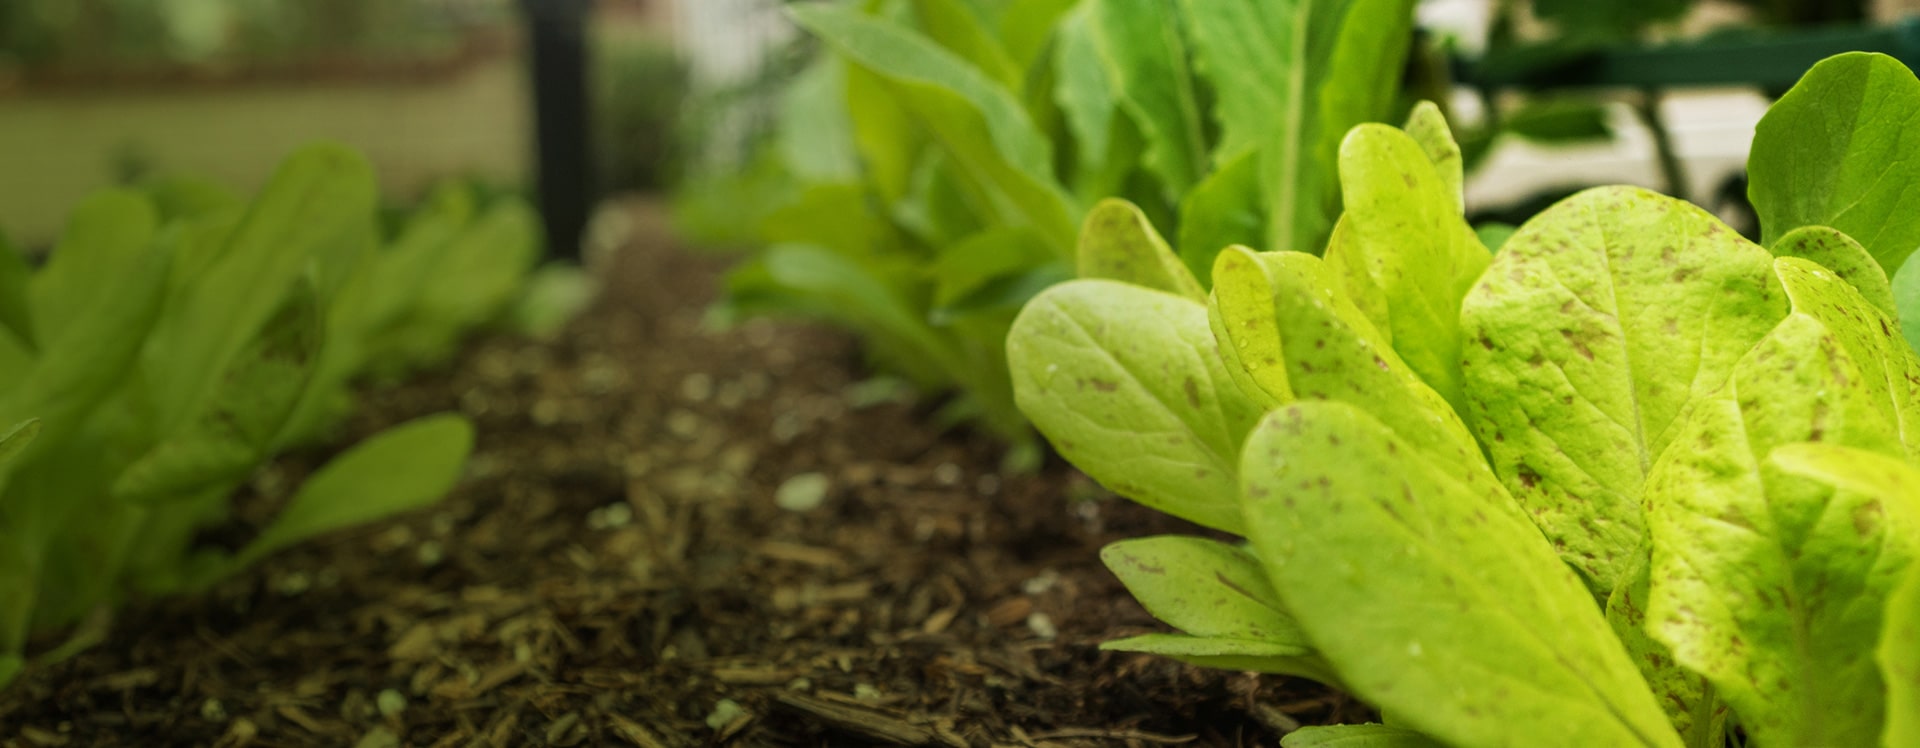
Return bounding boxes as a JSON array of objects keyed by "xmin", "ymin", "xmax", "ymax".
[
  {"xmin": 0, "ymin": 145, "xmax": 495, "ymax": 688},
  {"xmin": 1010, "ymin": 53, "xmax": 1920, "ymax": 747}
]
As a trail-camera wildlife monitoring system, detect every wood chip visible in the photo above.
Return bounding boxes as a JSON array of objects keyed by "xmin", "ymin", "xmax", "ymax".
[
  {"xmin": 756, "ymin": 541, "xmax": 843, "ymax": 568},
  {"xmin": 770, "ymin": 692, "xmax": 967, "ymax": 747}
]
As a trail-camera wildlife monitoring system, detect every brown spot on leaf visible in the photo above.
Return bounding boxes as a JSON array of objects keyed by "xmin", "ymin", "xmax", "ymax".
[
  {"xmin": 1854, "ymin": 500, "xmax": 1884, "ymax": 538},
  {"xmin": 1560, "ymin": 329, "xmax": 1595, "ymax": 360}
]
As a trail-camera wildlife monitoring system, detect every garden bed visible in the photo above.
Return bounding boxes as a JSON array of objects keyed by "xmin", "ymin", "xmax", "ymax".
[{"xmin": 0, "ymin": 201, "xmax": 1356, "ymax": 747}]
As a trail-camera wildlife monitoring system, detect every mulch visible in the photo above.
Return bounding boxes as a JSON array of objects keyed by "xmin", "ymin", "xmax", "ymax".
[{"xmin": 0, "ymin": 200, "xmax": 1360, "ymax": 747}]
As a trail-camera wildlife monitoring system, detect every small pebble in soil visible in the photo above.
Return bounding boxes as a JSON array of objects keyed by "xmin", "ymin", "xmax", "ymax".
[
  {"xmin": 1022, "ymin": 569, "xmax": 1060, "ymax": 595},
  {"xmin": 354, "ymin": 726, "xmax": 401, "ymax": 748},
  {"xmin": 680, "ymin": 372, "xmax": 713, "ymax": 402},
  {"xmin": 531, "ymin": 398, "xmax": 563, "ymax": 425},
  {"xmin": 976, "ymin": 474, "xmax": 1001, "ymax": 495},
  {"xmin": 587, "ymin": 502, "xmax": 634, "ymax": 529},
  {"xmin": 770, "ymin": 412, "xmax": 806, "ymax": 443},
  {"xmin": 705, "ymin": 699, "xmax": 749, "ymax": 730},
  {"xmin": 854, "ymin": 684, "xmax": 883, "ymax": 701},
  {"xmin": 1027, "ymin": 612, "xmax": 1058, "ymax": 640},
  {"xmin": 200, "ymin": 698, "xmax": 226, "ymax": 722},
  {"xmin": 932, "ymin": 462, "xmax": 963, "ymax": 486},
  {"xmin": 273, "ymin": 572, "xmax": 311, "ymax": 596},
  {"xmin": 415, "ymin": 541, "xmax": 444, "ymax": 566},
  {"xmin": 666, "ymin": 409, "xmax": 702, "ymax": 439},
  {"xmin": 776, "ymin": 473, "xmax": 831, "ymax": 512},
  {"xmin": 376, "ymin": 689, "xmax": 408, "ymax": 719}
]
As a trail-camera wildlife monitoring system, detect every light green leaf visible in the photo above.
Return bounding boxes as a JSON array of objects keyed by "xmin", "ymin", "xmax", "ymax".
[
  {"xmin": 1102, "ymin": 633, "xmax": 1336, "ymax": 681},
  {"xmin": 235, "ymin": 413, "xmax": 473, "ymax": 567},
  {"xmin": 1101, "ymin": 535, "xmax": 1302, "ymax": 642},
  {"xmin": 1241, "ymin": 401, "xmax": 1681, "ymax": 748},
  {"xmin": 1642, "ymin": 262, "xmax": 1920, "ymax": 746},
  {"xmin": 412, "ymin": 198, "xmax": 542, "ymax": 337},
  {"xmin": 142, "ymin": 174, "xmax": 241, "ymax": 221},
  {"xmin": 911, "ymin": 0, "xmax": 1022, "ymax": 92},
  {"xmin": 0, "ymin": 420, "xmax": 39, "ymax": 469},
  {"xmin": 1177, "ymin": 149, "xmax": 1263, "ymax": 278},
  {"xmin": 930, "ymin": 226, "xmax": 1055, "ymax": 309},
  {"xmin": 113, "ymin": 283, "xmax": 322, "ymax": 505},
  {"xmin": 1052, "ymin": 5, "xmax": 1116, "ymax": 181},
  {"xmin": 29, "ymin": 189, "xmax": 158, "ymax": 344},
  {"xmin": 794, "ymin": 5, "xmax": 1078, "ymax": 253},
  {"xmin": 1008, "ymin": 279, "xmax": 1262, "ymax": 532},
  {"xmin": 1770, "ymin": 225, "xmax": 1897, "ymax": 321},
  {"xmin": 0, "ymin": 245, "xmax": 170, "ymax": 450},
  {"xmin": 1749, "ymin": 52, "xmax": 1920, "ymax": 273},
  {"xmin": 0, "ymin": 654, "xmax": 18, "ymax": 687},
  {"xmin": 996, "ymin": 0, "xmax": 1079, "ymax": 73},
  {"xmin": 1883, "ymin": 561, "xmax": 1920, "ymax": 746},
  {"xmin": 1604, "ymin": 555, "xmax": 1725, "ymax": 745},
  {"xmin": 1897, "ymin": 254, "xmax": 1920, "ymax": 356},
  {"xmin": 1474, "ymin": 222, "xmax": 1516, "ymax": 253},
  {"xmin": 1101, "ymin": 534, "xmax": 1335, "ymax": 682},
  {"xmin": 1280, "ymin": 724, "xmax": 1446, "ymax": 748},
  {"xmin": 143, "ymin": 144, "xmax": 376, "ymax": 437},
  {"xmin": 1088, "ymin": 0, "xmax": 1206, "ymax": 199},
  {"xmin": 1323, "ymin": 123, "xmax": 1489, "ymax": 413},
  {"xmin": 1766, "ymin": 257, "xmax": 1920, "ymax": 460},
  {"xmin": 844, "ymin": 61, "xmax": 923, "ymax": 205},
  {"xmin": 1459, "ymin": 186, "xmax": 1787, "ymax": 595},
  {"xmin": 1207, "ymin": 247, "xmax": 1295, "ymax": 408},
  {"xmin": 508, "ymin": 264, "xmax": 598, "ymax": 340},
  {"xmin": 778, "ymin": 56, "xmax": 863, "ymax": 183},
  {"xmin": 364, "ymin": 183, "xmax": 476, "ymax": 334},
  {"xmin": 1180, "ymin": 0, "xmax": 1416, "ymax": 255},
  {"xmin": 1402, "ymin": 101, "xmax": 1463, "ymax": 215},
  {"xmin": 1075, "ymin": 199, "xmax": 1203, "ymax": 300},
  {"xmin": 1208, "ymin": 247, "xmax": 1483, "ymax": 469},
  {"xmin": 0, "ymin": 233, "xmax": 37, "ymax": 352}
]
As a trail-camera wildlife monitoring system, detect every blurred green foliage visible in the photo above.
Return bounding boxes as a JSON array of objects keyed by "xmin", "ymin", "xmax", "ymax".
[{"xmin": 0, "ymin": 0, "xmax": 512, "ymax": 72}]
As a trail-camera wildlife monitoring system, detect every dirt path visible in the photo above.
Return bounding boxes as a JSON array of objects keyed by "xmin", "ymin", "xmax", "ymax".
[{"xmin": 0, "ymin": 201, "xmax": 1358, "ymax": 747}]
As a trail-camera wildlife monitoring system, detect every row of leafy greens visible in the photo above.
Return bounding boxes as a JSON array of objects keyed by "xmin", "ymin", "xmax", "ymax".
[
  {"xmin": 688, "ymin": 0, "xmax": 1419, "ymax": 451},
  {"xmin": 1008, "ymin": 52, "xmax": 1920, "ymax": 747},
  {"xmin": 0, "ymin": 143, "xmax": 549, "ymax": 688}
]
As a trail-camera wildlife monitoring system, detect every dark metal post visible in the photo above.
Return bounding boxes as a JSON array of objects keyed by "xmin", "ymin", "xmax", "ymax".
[{"xmin": 518, "ymin": 0, "xmax": 595, "ymax": 262}]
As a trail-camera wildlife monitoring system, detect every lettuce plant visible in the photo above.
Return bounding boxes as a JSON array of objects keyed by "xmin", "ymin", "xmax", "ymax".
[
  {"xmin": 0, "ymin": 145, "xmax": 506, "ymax": 687},
  {"xmin": 698, "ymin": 0, "xmax": 1417, "ymax": 447},
  {"xmin": 1008, "ymin": 53, "xmax": 1920, "ymax": 746}
]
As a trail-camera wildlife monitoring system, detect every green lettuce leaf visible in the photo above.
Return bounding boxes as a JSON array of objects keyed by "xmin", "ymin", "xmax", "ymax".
[
  {"xmin": 1101, "ymin": 535, "xmax": 1335, "ymax": 681},
  {"xmin": 1883, "ymin": 561, "xmax": 1920, "ymax": 746},
  {"xmin": 28, "ymin": 189, "xmax": 158, "ymax": 345},
  {"xmin": 1322, "ymin": 122, "xmax": 1488, "ymax": 413},
  {"xmin": 232, "ymin": 413, "xmax": 473, "ymax": 569},
  {"xmin": 1769, "ymin": 225, "xmax": 1896, "ymax": 320},
  {"xmin": 1088, "ymin": 0, "xmax": 1207, "ymax": 200},
  {"xmin": 1075, "ymin": 198, "xmax": 1204, "ymax": 300},
  {"xmin": 1280, "ymin": 724, "xmax": 1446, "ymax": 748},
  {"xmin": 793, "ymin": 5, "xmax": 1078, "ymax": 253},
  {"xmin": 1241, "ymin": 401, "xmax": 1680, "ymax": 748},
  {"xmin": 1749, "ymin": 52, "xmax": 1920, "ymax": 274},
  {"xmin": 1180, "ymin": 0, "xmax": 1414, "ymax": 255},
  {"xmin": 1459, "ymin": 186, "xmax": 1787, "ymax": 595},
  {"xmin": 1644, "ymin": 260, "xmax": 1920, "ymax": 746},
  {"xmin": 1208, "ymin": 247, "xmax": 1483, "ymax": 471},
  {"xmin": 1008, "ymin": 279, "xmax": 1262, "ymax": 532}
]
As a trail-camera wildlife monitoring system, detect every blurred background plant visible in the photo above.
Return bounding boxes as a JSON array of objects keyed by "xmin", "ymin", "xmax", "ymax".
[{"xmin": 0, "ymin": 0, "xmax": 512, "ymax": 73}]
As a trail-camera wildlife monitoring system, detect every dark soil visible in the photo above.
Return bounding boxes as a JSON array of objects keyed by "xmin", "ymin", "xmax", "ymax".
[{"xmin": 0, "ymin": 200, "xmax": 1358, "ymax": 747}]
